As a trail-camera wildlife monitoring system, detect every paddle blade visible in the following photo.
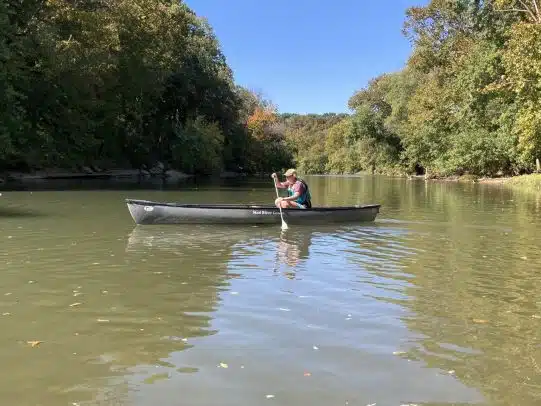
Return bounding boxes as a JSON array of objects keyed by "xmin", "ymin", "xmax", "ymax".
[{"xmin": 281, "ymin": 220, "xmax": 288, "ymax": 230}]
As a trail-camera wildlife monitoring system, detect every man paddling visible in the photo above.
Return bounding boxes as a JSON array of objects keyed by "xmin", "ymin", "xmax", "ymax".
[{"xmin": 271, "ymin": 169, "xmax": 312, "ymax": 209}]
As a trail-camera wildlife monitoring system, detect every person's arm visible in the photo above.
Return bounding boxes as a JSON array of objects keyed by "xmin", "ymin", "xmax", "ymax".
[{"xmin": 271, "ymin": 173, "xmax": 288, "ymax": 189}]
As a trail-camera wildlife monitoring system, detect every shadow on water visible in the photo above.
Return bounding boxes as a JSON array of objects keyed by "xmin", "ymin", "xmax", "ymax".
[
  {"xmin": 0, "ymin": 207, "xmax": 47, "ymax": 218},
  {"xmin": 0, "ymin": 175, "xmax": 274, "ymax": 193}
]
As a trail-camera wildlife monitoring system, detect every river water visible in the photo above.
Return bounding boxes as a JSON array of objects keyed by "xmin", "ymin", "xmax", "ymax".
[{"xmin": 0, "ymin": 175, "xmax": 540, "ymax": 406}]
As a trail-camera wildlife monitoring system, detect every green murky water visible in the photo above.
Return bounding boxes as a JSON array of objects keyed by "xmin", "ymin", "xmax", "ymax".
[{"xmin": 0, "ymin": 175, "xmax": 540, "ymax": 406}]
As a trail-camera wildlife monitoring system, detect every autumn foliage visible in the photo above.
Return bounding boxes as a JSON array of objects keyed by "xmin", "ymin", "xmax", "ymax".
[{"xmin": 246, "ymin": 107, "xmax": 278, "ymax": 135}]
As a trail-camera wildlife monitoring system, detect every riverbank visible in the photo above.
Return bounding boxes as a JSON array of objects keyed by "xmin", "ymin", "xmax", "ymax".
[
  {"xmin": 0, "ymin": 165, "xmax": 248, "ymax": 184},
  {"xmin": 2, "ymin": 167, "xmax": 541, "ymax": 195},
  {"xmin": 416, "ymin": 173, "xmax": 541, "ymax": 195},
  {"xmin": 497, "ymin": 173, "xmax": 541, "ymax": 193},
  {"xmin": 0, "ymin": 168, "xmax": 191, "ymax": 184}
]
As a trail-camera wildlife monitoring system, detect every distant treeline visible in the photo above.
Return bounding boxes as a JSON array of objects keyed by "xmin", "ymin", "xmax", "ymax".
[{"xmin": 2, "ymin": 1, "xmax": 540, "ymax": 177}]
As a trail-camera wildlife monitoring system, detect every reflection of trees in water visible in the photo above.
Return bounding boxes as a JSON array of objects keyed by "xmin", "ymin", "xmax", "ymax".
[
  {"xmin": 364, "ymin": 184, "xmax": 541, "ymax": 406},
  {"xmin": 2, "ymin": 225, "xmax": 251, "ymax": 406}
]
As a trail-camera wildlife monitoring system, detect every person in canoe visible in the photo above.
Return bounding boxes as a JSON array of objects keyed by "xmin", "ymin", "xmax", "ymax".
[{"xmin": 271, "ymin": 169, "xmax": 312, "ymax": 209}]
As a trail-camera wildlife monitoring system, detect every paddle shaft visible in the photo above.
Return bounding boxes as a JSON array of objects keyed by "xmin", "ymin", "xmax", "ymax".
[{"xmin": 273, "ymin": 179, "xmax": 288, "ymax": 229}]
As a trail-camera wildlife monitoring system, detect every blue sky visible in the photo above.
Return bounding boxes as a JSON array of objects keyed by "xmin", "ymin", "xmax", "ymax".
[{"xmin": 183, "ymin": 0, "xmax": 427, "ymax": 114}]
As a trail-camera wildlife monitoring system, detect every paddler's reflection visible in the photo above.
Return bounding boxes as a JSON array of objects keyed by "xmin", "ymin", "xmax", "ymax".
[{"xmin": 274, "ymin": 230, "xmax": 312, "ymax": 279}]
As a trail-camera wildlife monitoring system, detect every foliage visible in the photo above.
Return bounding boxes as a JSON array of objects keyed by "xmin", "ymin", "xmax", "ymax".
[
  {"xmin": 291, "ymin": 0, "xmax": 541, "ymax": 178},
  {"xmin": 281, "ymin": 113, "xmax": 348, "ymax": 173},
  {"xmin": 4, "ymin": 0, "xmax": 541, "ymax": 179},
  {"xmin": 0, "ymin": 0, "xmax": 272, "ymax": 174},
  {"xmin": 170, "ymin": 116, "xmax": 224, "ymax": 175}
]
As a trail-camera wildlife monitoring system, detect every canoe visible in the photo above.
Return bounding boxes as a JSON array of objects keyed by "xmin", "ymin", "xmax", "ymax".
[{"xmin": 125, "ymin": 198, "xmax": 381, "ymax": 225}]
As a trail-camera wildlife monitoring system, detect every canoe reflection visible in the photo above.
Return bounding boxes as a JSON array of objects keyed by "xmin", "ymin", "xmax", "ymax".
[
  {"xmin": 126, "ymin": 224, "xmax": 352, "ymax": 273},
  {"xmin": 126, "ymin": 224, "xmax": 283, "ymax": 254}
]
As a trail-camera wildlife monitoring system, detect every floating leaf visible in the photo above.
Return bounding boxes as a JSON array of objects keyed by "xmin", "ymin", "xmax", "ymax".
[
  {"xmin": 69, "ymin": 303, "xmax": 82, "ymax": 307},
  {"xmin": 27, "ymin": 341, "xmax": 42, "ymax": 347},
  {"xmin": 472, "ymin": 318, "xmax": 488, "ymax": 324}
]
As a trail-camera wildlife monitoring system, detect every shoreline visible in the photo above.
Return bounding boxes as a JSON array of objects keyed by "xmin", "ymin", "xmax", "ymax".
[
  {"xmin": 0, "ymin": 168, "xmax": 249, "ymax": 184},
  {"xmin": 1, "ymin": 168, "xmax": 539, "ymax": 193},
  {"xmin": 407, "ymin": 173, "xmax": 541, "ymax": 194}
]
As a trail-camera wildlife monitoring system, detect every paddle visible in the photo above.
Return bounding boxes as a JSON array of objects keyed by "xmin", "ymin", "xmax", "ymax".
[{"xmin": 273, "ymin": 178, "xmax": 288, "ymax": 230}]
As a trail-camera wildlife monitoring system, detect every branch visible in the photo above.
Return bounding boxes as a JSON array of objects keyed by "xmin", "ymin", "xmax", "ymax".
[
  {"xmin": 517, "ymin": 0, "xmax": 539, "ymax": 22},
  {"xmin": 531, "ymin": 0, "xmax": 541, "ymax": 22},
  {"xmin": 495, "ymin": 4, "xmax": 541, "ymax": 23},
  {"xmin": 496, "ymin": 7, "xmax": 531, "ymax": 13}
]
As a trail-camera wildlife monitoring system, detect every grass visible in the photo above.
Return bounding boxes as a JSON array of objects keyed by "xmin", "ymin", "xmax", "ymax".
[{"xmin": 505, "ymin": 173, "xmax": 541, "ymax": 193}]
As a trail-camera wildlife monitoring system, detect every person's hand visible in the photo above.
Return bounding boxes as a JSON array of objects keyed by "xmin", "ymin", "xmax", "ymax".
[{"xmin": 271, "ymin": 172, "xmax": 277, "ymax": 179}]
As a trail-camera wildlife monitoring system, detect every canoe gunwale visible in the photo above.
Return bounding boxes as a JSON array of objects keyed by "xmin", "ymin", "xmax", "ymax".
[{"xmin": 125, "ymin": 198, "xmax": 381, "ymax": 212}]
